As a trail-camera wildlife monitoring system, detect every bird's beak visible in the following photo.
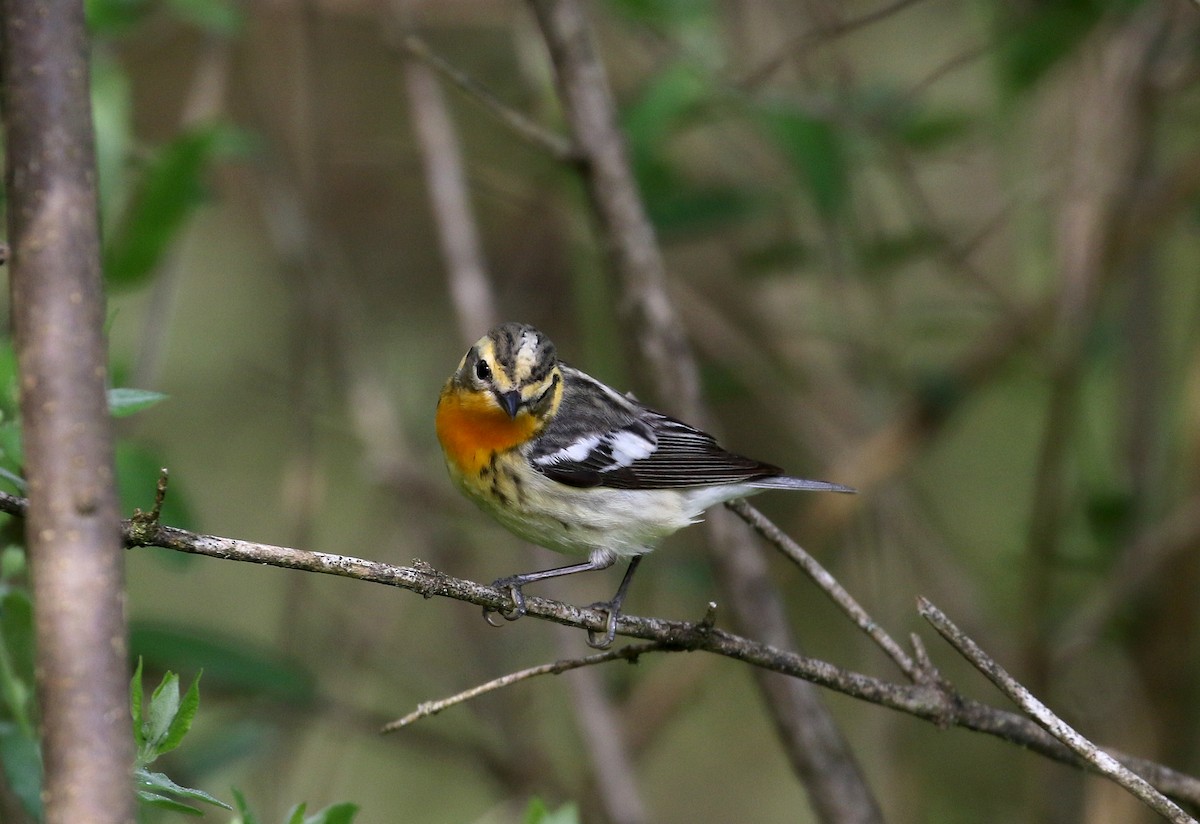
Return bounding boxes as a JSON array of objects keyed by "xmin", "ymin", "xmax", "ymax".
[{"xmin": 496, "ymin": 390, "xmax": 522, "ymax": 418}]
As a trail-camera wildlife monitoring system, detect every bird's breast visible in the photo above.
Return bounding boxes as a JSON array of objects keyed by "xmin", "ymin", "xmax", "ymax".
[{"xmin": 436, "ymin": 387, "xmax": 542, "ymax": 476}]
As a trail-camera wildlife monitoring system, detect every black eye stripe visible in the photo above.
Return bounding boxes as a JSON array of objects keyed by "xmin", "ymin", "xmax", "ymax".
[{"xmin": 530, "ymin": 372, "xmax": 561, "ymax": 407}]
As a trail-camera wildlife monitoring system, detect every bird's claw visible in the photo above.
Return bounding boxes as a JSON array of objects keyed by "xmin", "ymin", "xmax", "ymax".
[
  {"xmin": 483, "ymin": 582, "xmax": 526, "ymax": 627},
  {"xmin": 585, "ymin": 600, "xmax": 620, "ymax": 649}
]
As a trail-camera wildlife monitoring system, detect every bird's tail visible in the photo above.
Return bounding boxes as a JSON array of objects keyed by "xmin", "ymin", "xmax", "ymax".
[{"xmin": 750, "ymin": 476, "xmax": 856, "ymax": 494}]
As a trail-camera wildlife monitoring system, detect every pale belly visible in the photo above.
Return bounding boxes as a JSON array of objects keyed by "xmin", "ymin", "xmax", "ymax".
[{"xmin": 447, "ymin": 459, "xmax": 752, "ymax": 566}]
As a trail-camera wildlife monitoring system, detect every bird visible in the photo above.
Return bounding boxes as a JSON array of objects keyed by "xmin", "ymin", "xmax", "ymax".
[{"xmin": 435, "ymin": 321, "xmax": 854, "ymax": 648}]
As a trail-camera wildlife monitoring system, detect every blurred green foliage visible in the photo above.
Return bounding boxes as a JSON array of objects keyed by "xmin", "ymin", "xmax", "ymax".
[{"xmin": 1, "ymin": 0, "xmax": 1197, "ymax": 820}]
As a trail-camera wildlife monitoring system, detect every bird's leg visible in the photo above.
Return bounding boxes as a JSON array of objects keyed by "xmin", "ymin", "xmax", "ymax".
[
  {"xmin": 585, "ymin": 556, "xmax": 643, "ymax": 649},
  {"xmin": 483, "ymin": 556, "xmax": 615, "ymax": 627}
]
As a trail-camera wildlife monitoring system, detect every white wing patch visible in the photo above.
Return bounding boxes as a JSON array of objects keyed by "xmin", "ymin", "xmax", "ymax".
[
  {"xmin": 532, "ymin": 428, "xmax": 657, "ymax": 474},
  {"xmin": 535, "ymin": 434, "xmax": 602, "ymax": 466},
  {"xmin": 608, "ymin": 430, "xmax": 656, "ymax": 466}
]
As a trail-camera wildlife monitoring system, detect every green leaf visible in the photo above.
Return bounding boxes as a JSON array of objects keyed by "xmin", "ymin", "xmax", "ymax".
[
  {"xmin": 136, "ymin": 767, "xmax": 232, "ymax": 810},
  {"xmin": 143, "ymin": 671, "xmax": 181, "ymax": 758},
  {"xmin": 0, "ymin": 545, "xmax": 26, "ymax": 581},
  {"xmin": 131, "ymin": 657, "xmax": 145, "ymax": 749},
  {"xmin": 303, "ymin": 803, "xmax": 359, "ymax": 824},
  {"xmin": 0, "ymin": 723, "xmax": 43, "ymax": 820},
  {"xmin": 156, "ymin": 671, "xmax": 201, "ymax": 756},
  {"xmin": 85, "ymin": 0, "xmax": 153, "ymax": 34},
  {"xmin": 524, "ymin": 798, "xmax": 549, "ymax": 824},
  {"xmin": 759, "ymin": 104, "xmax": 849, "ymax": 222},
  {"xmin": 136, "ymin": 791, "xmax": 204, "ymax": 815},
  {"xmin": 992, "ymin": 0, "xmax": 1138, "ymax": 96},
  {"xmin": 524, "ymin": 797, "xmax": 580, "ymax": 824},
  {"xmin": 103, "ymin": 124, "xmax": 248, "ymax": 288},
  {"xmin": 232, "ymin": 788, "xmax": 261, "ymax": 824},
  {"xmin": 0, "ymin": 424, "xmax": 24, "ymax": 486},
  {"xmin": 92, "ymin": 52, "xmax": 134, "ymax": 225},
  {"xmin": 623, "ymin": 63, "xmax": 710, "ymax": 156},
  {"xmin": 0, "ymin": 339, "xmax": 20, "ymax": 417},
  {"xmin": 286, "ymin": 803, "xmax": 308, "ymax": 824},
  {"xmin": 896, "ymin": 109, "xmax": 975, "ymax": 151},
  {"xmin": 166, "ymin": 0, "xmax": 243, "ymax": 34},
  {"xmin": 648, "ymin": 185, "xmax": 756, "ymax": 237},
  {"xmin": 609, "ymin": 0, "xmax": 714, "ymax": 27},
  {"xmin": 0, "ymin": 590, "xmax": 35, "ymax": 737},
  {"xmin": 108, "ymin": 387, "xmax": 169, "ymax": 418}
]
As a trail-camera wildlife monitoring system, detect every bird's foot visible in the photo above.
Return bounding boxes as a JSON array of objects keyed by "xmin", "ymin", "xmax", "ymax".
[
  {"xmin": 483, "ymin": 579, "xmax": 527, "ymax": 627},
  {"xmin": 584, "ymin": 599, "xmax": 622, "ymax": 649}
]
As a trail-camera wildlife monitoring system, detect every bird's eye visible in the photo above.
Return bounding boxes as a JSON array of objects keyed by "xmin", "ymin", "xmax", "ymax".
[{"xmin": 474, "ymin": 359, "xmax": 493, "ymax": 382}]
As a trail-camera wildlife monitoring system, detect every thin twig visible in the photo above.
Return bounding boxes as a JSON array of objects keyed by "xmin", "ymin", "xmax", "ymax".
[
  {"xmin": 726, "ymin": 499, "xmax": 921, "ymax": 681},
  {"xmin": 382, "ymin": 641, "xmax": 665, "ymax": 732},
  {"xmin": 395, "ymin": 32, "xmax": 578, "ymax": 163},
  {"xmin": 919, "ymin": 598, "xmax": 1196, "ymax": 824}
]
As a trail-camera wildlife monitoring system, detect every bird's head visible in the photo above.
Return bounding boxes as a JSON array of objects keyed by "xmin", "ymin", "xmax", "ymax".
[{"xmin": 447, "ymin": 322, "xmax": 564, "ymax": 425}]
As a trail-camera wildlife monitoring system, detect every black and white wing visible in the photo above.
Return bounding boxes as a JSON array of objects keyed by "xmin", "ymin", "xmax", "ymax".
[{"xmin": 530, "ymin": 365, "xmax": 851, "ymax": 492}]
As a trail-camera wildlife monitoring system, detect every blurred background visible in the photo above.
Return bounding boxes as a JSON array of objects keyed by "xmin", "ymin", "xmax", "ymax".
[{"xmin": 10, "ymin": 0, "xmax": 1200, "ymax": 820}]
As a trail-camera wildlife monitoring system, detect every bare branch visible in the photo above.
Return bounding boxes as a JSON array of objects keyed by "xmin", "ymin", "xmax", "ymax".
[
  {"xmin": 4, "ymin": 487, "xmax": 1198, "ymax": 805},
  {"xmin": 727, "ymin": 500, "xmax": 920, "ymax": 681},
  {"xmin": 402, "ymin": 47, "xmax": 500, "ymax": 342},
  {"xmin": 395, "ymin": 32, "xmax": 578, "ymax": 164},
  {"xmin": 381, "ymin": 641, "xmax": 665, "ymax": 733},
  {"xmin": 920, "ymin": 599, "xmax": 1196, "ymax": 824}
]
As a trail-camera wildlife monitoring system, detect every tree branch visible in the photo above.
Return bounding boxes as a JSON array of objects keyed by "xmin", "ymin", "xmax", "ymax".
[
  {"xmin": 921, "ymin": 599, "xmax": 1196, "ymax": 824},
  {"xmin": 381, "ymin": 641, "xmax": 668, "ymax": 733},
  {"xmin": 0, "ymin": 487, "xmax": 1194, "ymax": 808},
  {"xmin": 727, "ymin": 500, "xmax": 921, "ymax": 681}
]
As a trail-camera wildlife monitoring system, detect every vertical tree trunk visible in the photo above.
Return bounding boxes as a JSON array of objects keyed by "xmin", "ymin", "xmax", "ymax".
[{"xmin": 1, "ymin": 2, "xmax": 134, "ymax": 822}]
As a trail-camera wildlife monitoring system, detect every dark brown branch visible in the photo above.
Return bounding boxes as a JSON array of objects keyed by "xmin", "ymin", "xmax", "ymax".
[
  {"xmin": 0, "ymin": 488, "xmax": 1195, "ymax": 807},
  {"xmin": 0, "ymin": 2, "xmax": 133, "ymax": 820}
]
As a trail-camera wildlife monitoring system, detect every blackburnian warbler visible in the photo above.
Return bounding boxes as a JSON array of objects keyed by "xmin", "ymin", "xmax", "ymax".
[{"xmin": 436, "ymin": 322, "xmax": 853, "ymax": 647}]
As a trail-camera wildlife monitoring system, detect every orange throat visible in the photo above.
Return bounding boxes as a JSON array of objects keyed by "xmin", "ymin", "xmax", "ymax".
[{"xmin": 436, "ymin": 387, "xmax": 541, "ymax": 476}]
